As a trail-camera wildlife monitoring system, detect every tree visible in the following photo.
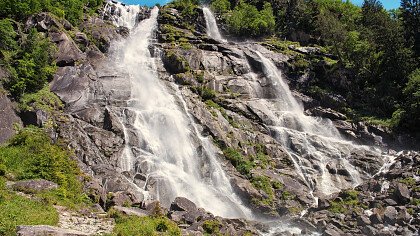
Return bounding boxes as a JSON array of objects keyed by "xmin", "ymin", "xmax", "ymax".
[{"xmin": 401, "ymin": 0, "xmax": 420, "ymax": 58}]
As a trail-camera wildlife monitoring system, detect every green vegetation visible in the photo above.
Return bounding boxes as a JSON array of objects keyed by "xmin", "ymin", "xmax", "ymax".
[
  {"xmin": 0, "ymin": 127, "xmax": 94, "ymax": 234},
  {"xmin": 19, "ymin": 85, "xmax": 64, "ymax": 113},
  {"xmin": 205, "ymin": 0, "xmax": 420, "ymax": 137},
  {"xmin": 0, "ymin": 188, "xmax": 59, "ymax": 235},
  {"xmin": 1, "ymin": 27, "xmax": 57, "ymax": 98},
  {"xmin": 329, "ymin": 190, "xmax": 363, "ymax": 214},
  {"xmin": 226, "ymin": 2, "xmax": 276, "ymax": 37},
  {"xmin": 0, "ymin": 0, "xmax": 103, "ymax": 25},
  {"xmin": 108, "ymin": 209, "xmax": 181, "ymax": 236},
  {"xmin": 223, "ymin": 147, "xmax": 253, "ymax": 178},
  {"xmin": 0, "ymin": 127, "xmax": 90, "ymax": 208},
  {"xmin": 202, "ymin": 220, "xmax": 221, "ymax": 235}
]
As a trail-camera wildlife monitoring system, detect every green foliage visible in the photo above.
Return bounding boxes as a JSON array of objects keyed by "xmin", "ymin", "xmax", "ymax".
[
  {"xmin": 226, "ymin": 1, "xmax": 275, "ymax": 37},
  {"xmin": 0, "ymin": 0, "xmax": 103, "ymax": 25},
  {"xmin": 210, "ymin": 0, "xmax": 231, "ymax": 13},
  {"xmin": 0, "ymin": 19, "xmax": 18, "ymax": 51},
  {"xmin": 194, "ymin": 86, "xmax": 216, "ymax": 100},
  {"xmin": 0, "ymin": 188, "xmax": 59, "ymax": 235},
  {"xmin": 0, "ymin": 127, "xmax": 88, "ymax": 208},
  {"xmin": 170, "ymin": 0, "xmax": 199, "ymax": 17},
  {"xmin": 108, "ymin": 210, "xmax": 181, "ymax": 236},
  {"xmin": 202, "ymin": 220, "xmax": 221, "ymax": 235},
  {"xmin": 3, "ymin": 28, "xmax": 56, "ymax": 98}
]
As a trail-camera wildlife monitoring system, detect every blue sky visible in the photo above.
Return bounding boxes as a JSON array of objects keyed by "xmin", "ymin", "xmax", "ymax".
[
  {"xmin": 350, "ymin": 0, "xmax": 400, "ymax": 9},
  {"xmin": 120, "ymin": 0, "xmax": 400, "ymax": 9}
]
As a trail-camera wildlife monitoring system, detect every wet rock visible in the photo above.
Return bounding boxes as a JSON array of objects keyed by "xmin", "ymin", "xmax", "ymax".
[
  {"xmin": 11, "ymin": 179, "xmax": 58, "ymax": 193},
  {"xmin": 362, "ymin": 225, "xmax": 378, "ymax": 236},
  {"xmin": 357, "ymin": 215, "xmax": 371, "ymax": 227},
  {"xmin": 170, "ymin": 197, "xmax": 197, "ymax": 212},
  {"xmin": 17, "ymin": 225, "xmax": 88, "ymax": 236},
  {"xmin": 116, "ymin": 26, "xmax": 130, "ymax": 37},
  {"xmin": 370, "ymin": 212, "xmax": 383, "ymax": 224}
]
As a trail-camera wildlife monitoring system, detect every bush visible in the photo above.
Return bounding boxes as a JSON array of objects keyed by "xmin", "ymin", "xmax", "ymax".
[
  {"xmin": 223, "ymin": 147, "xmax": 253, "ymax": 177},
  {"xmin": 202, "ymin": 220, "xmax": 221, "ymax": 234}
]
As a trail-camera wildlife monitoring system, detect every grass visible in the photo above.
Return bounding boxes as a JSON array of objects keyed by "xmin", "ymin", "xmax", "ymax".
[
  {"xmin": 0, "ymin": 126, "xmax": 91, "ymax": 209},
  {"xmin": 0, "ymin": 178, "xmax": 59, "ymax": 235},
  {"xmin": 107, "ymin": 209, "xmax": 181, "ymax": 236}
]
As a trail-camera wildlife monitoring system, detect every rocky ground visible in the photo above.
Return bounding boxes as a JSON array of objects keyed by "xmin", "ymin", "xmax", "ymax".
[{"xmin": 0, "ymin": 2, "xmax": 419, "ymax": 236}]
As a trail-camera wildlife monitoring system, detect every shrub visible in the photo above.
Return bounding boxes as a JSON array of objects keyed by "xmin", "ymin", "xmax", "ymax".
[
  {"xmin": 0, "ymin": 127, "xmax": 88, "ymax": 207},
  {"xmin": 202, "ymin": 220, "xmax": 221, "ymax": 234}
]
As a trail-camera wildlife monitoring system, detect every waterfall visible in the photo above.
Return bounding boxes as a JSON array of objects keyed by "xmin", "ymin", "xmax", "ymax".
[
  {"xmin": 202, "ymin": 7, "xmax": 226, "ymax": 42},
  {"xmin": 106, "ymin": 3, "xmax": 251, "ymax": 219},
  {"xmin": 104, "ymin": 1, "xmax": 140, "ymax": 30},
  {"xmin": 253, "ymin": 51, "xmax": 383, "ymax": 196}
]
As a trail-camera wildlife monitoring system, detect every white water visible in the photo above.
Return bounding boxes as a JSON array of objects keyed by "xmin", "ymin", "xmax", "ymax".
[
  {"xmin": 202, "ymin": 7, "xmax": 226, "ymax": 42},
  {"xmin": 104, "ymin": 1, "xmax": 140, "ymax": 30},
  {"xmin": 253, "ymin": 51, "xmax": 383, "ymax": 196},
  {"xmin": 106, "ymin": 3, "xmax": 251, "ymax": 219}
]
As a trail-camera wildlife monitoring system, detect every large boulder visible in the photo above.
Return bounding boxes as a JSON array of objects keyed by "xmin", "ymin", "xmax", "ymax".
[
  {"xmin": 25, "ymin": 13, "xmax": 61, "ymax": 32},
  {"xmin": 11, "ymin": 179, "xmax": 58, "ymax": 193},
  {"xmin": 50, "ymin": 32, "xmax": 84, "ymax": 67},
  {"xmin": 0, "ymin": 85, "xmax": 22, "ymax": 144},
  {"xmin": 17, "ymin": 225, "xmax": 88, "ymax": 236},
  {"xmin": 170, "ymin": 197, "xmax": 197, "ymax": 212}
]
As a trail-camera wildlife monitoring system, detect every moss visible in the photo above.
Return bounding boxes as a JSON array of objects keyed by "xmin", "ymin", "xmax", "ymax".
[
  {"xmin": 399, "ymin": 177, "xmax": 416, "ymax": 186},
  {"xmin": 223, "ymin": 147, "xmax": 253, "ymax": 178},
  {"xmin": 202, "ymin": 220, "xmax": 221, "ymax": 235},
  {"xmin": 329, "ymin": 189, "xmax": 360, "ymax": 214},
  {"xmin": 19, "ymin": 85, "xmax": 63, "ymax": 113},
  {"xmin": 261, "ymin": 37, "xmax": 300, "ymax": 55}
]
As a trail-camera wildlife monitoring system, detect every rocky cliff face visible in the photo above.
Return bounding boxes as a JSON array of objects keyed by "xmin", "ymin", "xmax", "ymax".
[{"xmin": 4, "ymin": 2, "xmax": 418, "ymax": 236}]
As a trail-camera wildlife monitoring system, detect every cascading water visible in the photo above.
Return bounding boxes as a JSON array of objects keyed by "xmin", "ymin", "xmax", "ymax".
[
  {"xmin": 202, "ymin": 7, "xmax": 226, "ymax": 42},
  {"xmin": 250, "ymin": 51, "xmax": 384, "ymax": 197},
  {"xmin": 105, "ymin": 3, "xmax": 251, "ymax": 219},
  {"xmin": 200, "ymin": 5, "xmax": 382, "ymax": 199},
  {"xmin": 104, "ymin": 1, "xmax": 141, "ymax": 29}
]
